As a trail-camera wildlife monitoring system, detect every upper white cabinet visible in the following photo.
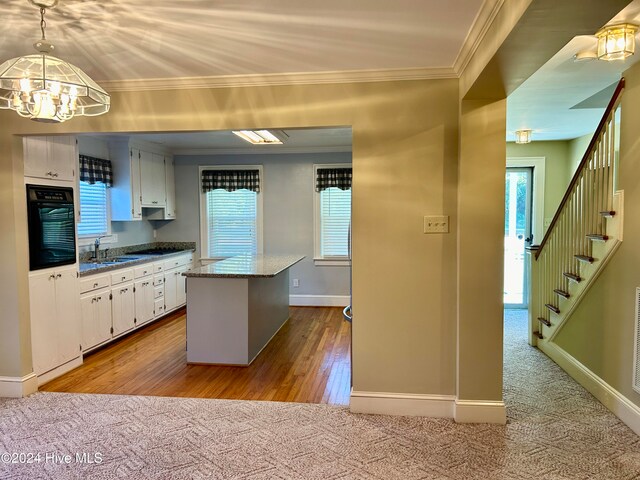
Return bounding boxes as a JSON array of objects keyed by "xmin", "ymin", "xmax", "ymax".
[
  {"xmin": 24, "ymin": 136, "xmax": 77, "ymax": 181},
  {"xmin": 109, "ymin": 142, "xmax": 142, "ymax": 221},
  {"xmin": 140, "ymin": 151, "xmax": 166, "ymax": 207},
  {"xmin": 164, "ymin": 157, "xmax": 176, "ymax": 219},
  {"xmin": 109, "ymin": 140, "xmax": 176, "ymax": 221}
]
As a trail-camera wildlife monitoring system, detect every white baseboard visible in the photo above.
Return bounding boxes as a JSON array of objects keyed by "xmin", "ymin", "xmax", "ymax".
[
  {"xmin": 289, "ymin": 295, "xmax": 350, "ymax": 307},
  {"xmin": 0, "ymin": 372, "xmax": 38, "ymax": 398},
  {"xmin": 350, "ymin": 390, "xmax": 455, "ymax": 418},
  {"xmin": 454, "ymin": 400, "xmax": 507, "ymax": 424},
  {"xmin": 540, "ymin": 341, "xmax": 640, "ymax": 436},
  {"xmin": 36, "ymin": 356, "xmax": 83, "ymax": 387}
]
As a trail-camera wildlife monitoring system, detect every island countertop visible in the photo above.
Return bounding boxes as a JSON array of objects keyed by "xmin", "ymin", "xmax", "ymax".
[{"xmin": 183, "ymin": 254, "xmax": 305, "ymax": 278}]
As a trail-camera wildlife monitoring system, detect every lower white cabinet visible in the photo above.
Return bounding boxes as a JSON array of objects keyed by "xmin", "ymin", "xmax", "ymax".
[
  {"xmin": 29, "ymin": 266, "xmax": 81, "ymax": 376},
  {"xmin": 112, "ymin": 282, "xmax": 135, "ymax": 336},
  {"xmin": 164, "ymin": 270, "xmax": 178, "ymax": 312},
  {"xmin": 79, "ymin": 252, "xmax": 193, "ymax": 352},
  {"xmin": 134, "ymin": 278, "xmax": 155, "ymax": 325},
  {"xmin": 80, "ymin": 289, "xmax": 112, "ymax": 352}
]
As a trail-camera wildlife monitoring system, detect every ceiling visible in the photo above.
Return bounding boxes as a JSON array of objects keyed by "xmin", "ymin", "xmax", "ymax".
[
  {"xmin": 1, "ymin": 0, "xmax": 483, "ymax": 82},
  {"xmin": 3, "ymin": 0, "xmax": 638, "ymax": 143},
  {"xmin": 89, "ymin": 128, "xmax": 353, "ymax": 155},
  {"xmin": 507, "ymin": 0, "xmax": 640, "ymax": 142}
]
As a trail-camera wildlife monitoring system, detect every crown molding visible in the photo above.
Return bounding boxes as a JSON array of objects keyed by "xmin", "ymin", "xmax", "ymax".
[
  {"xmin": 173, "ymin": 145, "xmax": 352, "ymax": 156},
  {"xmin": 453, "ymin": 0, "xmax": 505, "ymax": 75},
  {"xmin": 100, "ymin": 67, "xmax": 457, "ymax": 92}
]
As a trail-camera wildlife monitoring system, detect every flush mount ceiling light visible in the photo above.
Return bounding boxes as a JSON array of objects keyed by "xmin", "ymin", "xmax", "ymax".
[
  {"xmin": 595, "ymin": 23, "xmax": 638, "ymax": 61},
  {"xmin": 232, "ymin": 130, "xmax": 288, "ymax": 145},
  {"xmin": 0, "ymin": 0, "xmax": 110, "ymax": 123},
  {"xmin": 515, "ymin": 129, "xmax": 532, "ymax": 144}
]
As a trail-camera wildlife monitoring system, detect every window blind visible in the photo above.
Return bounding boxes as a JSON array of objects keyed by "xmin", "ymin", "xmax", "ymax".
[
  {"xmin": 207, "ymin": 189, "xmax": 258, "ymax": 258},
  {"xmin": 320, "ymin": 187, "xmax": 351, "ymax": 257},
  {"xmin": 78, "ymin": 181, "xmax": 108, "ymax": 236}
]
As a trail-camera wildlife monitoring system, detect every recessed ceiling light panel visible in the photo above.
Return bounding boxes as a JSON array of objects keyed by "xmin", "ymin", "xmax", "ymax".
[{"xmin": 232, "ymin": 130, "xmax": 286, "ymax": 145}]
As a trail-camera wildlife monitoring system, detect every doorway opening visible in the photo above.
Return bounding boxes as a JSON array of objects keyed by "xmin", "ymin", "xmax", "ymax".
[{"xmin": 37, "ymin": 127, "xmax": 353, "ymax": 406}]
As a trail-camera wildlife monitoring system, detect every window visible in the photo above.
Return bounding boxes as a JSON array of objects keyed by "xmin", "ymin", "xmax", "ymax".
[
  {"xmin": 77, "ymin": 180, "xmax": 109, "ymax": 237},
  {"xmin": 314, "ymin": 164, "xmax": 352, "ymax": 265},
  {"xmin": 200, "ymin": 166, "xmax": 263, "ymax": 259}
]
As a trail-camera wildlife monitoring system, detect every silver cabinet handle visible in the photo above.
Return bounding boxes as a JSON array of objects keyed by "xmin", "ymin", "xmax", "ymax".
[
  {"xmin": 49, "ymin": 274, "xmax": 56, "ymax": 280},
  {"xmin": 52, "ymin": 172, "xmax": 58, "ymax": 178},
  {"xmin": 56, "ymin": 273, "xmax": 62, "ymax": 278},
  {"xmin": 93, "ymin": 282, "xmax": 99, "ymax": 288},
  {"xmin": 121, "ymin": 276, "xmax": 126, "ymax": 281}
]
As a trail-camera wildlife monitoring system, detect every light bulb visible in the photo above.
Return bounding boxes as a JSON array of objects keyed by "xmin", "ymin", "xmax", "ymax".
[{"xmin": 20, "ymin": 78, "xmax": 31, "ymax": 93}]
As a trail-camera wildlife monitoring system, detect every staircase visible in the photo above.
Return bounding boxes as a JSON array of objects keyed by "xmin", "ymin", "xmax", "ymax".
[{"xmin": 527, "ymin": 78, "xmax": 625, "ymax": 345}]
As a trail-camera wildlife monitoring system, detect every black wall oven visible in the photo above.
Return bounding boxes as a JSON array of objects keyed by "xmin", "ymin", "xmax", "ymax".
[{"xmin": 26, "ymin": 184, "xmax": 76, "ymax": 271}]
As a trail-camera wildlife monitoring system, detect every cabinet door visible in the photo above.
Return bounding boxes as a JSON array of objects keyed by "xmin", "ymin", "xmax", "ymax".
[
  {"xmin": 140, "ymin": 151, "xmax": 166, "ymax": 206},
  {"xmin": 29, "ymin": 271, "xmax": 58, "ymax": 375},
  {"xmin": 94, "ymin": 291, "xmax": 113, "ymax": 346},
  {"xmin": 55, "ymin": 268, "xmax": 81, "ymax": 364},
  {"xmin": 164, "ymin": 270, "xmax": 178, "ymax": 312},
  {"xmin": 112, "ymin": 283, "xmax": 135, "ymax": 336},
  {"xmin": 176, "ymin": 267, "xmax": 188, "ymax": 307},
  {"xmin": 81, "ymin": 290, "xmax": 111, "ymax": 352},
  {"xmin": 80, "ymin": 293, "xmax": 98, "ymax": 351},
  {"xmin": 131, "ymin": 148, "xmax": 143, "ymax": 219},
  {"xmin": 48, "ymin": 136, "xmax": 76, "ymax": 181},
  {"xmin": 164, "ymin": 156, "xmax": 176, "ymax": 219},
  {"xmin": 23, "ymin": 136, "xmax": 49, "ymax": 179},
  {"xmin": 134, "ymin": 279, "xmax": 154, "ymax": 325},
  {"xmin": 154, "ymin": 298, "xmax": 165, "ymax": 318}
]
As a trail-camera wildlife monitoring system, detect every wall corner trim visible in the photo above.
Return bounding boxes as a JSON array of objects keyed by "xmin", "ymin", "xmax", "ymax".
[
  {"xmin": 454, "ymin": 399, "xmax": 507, "ymax": 424},
  {"xmin": 0, "ymin": 373, "xmax": 38, "ymax": 398},
  {"xmin": 539, "ymin": 341, "xmax": 640, "ymax": 436},
  {"xmin": 350, "ymin": 390, "xmax": 456, "ymax": 418}
]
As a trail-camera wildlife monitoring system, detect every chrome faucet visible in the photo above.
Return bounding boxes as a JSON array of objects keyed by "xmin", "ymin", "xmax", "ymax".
[{"xmin": 94, "ymin": 237, "xmax": 101, "ymax": 261}]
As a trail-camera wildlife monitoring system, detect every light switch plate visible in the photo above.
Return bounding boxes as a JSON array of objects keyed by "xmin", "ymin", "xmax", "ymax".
[{"xmin": 424, "ymin": 215, "xmax": 449, "ymax": 234}]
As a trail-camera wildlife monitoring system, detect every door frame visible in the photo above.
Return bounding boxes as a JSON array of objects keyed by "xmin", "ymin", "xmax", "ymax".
[
  {"xmin": 505, "ymin": 157, "xmax": 545, "ymax": 309},
  {"xmin": 506, "ymin": 157, "xmax": 545, "ymax": 247}
]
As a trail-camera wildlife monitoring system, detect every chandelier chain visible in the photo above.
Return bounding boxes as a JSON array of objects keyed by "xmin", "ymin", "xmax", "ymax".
[{"xmin": 40, "ymin": 7, "xmax": 47, "ymax": 40}]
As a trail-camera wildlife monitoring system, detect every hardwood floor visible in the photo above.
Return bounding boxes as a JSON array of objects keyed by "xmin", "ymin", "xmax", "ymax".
[{"xmin": 42, "ymin": 306, "xmax": 352, "ymax": 405}]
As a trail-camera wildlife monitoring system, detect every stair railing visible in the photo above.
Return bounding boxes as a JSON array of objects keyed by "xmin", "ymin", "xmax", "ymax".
[{"xmin": 530, "ymin": 78, "xmax": 624, "ymax": 337}]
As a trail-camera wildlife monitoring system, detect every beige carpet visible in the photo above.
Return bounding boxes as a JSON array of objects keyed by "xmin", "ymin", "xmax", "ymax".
[{"xmin": 1, "ymin": 310, "xmax": 639, "ymax": 479}]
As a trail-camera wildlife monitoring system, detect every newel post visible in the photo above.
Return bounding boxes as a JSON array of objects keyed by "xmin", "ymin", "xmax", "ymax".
[{"xmin": 526, "ymin": 245, "xmax": 540, "ymax": 347}]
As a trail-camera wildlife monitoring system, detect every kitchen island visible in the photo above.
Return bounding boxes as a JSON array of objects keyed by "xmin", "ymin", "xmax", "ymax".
[{"xmin": 183, "ymin": 254, "xmax": 304, "ymax": 365}]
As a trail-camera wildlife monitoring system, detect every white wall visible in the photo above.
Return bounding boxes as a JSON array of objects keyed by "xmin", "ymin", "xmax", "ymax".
[
  {"xmin": 77, "ymin": 135, "xmax": 155, "ymax": 249},
  {"xmin": 154, "ymin": 151, "xmax": 352, "ymax": 297}
]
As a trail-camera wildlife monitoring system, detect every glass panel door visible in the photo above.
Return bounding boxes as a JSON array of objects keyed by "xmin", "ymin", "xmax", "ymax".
[{"xmin": 504, "ymin": 168, "xmax": 532, "ymax": 308}]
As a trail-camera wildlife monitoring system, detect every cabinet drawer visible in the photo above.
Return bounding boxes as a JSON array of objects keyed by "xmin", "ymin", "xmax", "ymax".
[
  {"xmin": 154, "ymin": 285, "xmax": 164, "ymax": 299},
  {"xmin": 80, "ymin": 274, "xmax": 110, "ymax": 293},
  {"xmin": 164, "ymin": 258, "xmax": 182, "ymax": 271},
  {"xmin": 154, "ymin": 299, "xmax": 165, "ymax": 317},
  {"xmin": 134, "ymin": 264, "xmax": 154, "ymax": 279},
  {"xmin": 154, "ymin": 262, "xmax": 164, "ymax": 273},
  {"xmin": 153, "ymin": 274, "xmax": 164, "ymax": 287},
  {"xmin": 111, "ymin": 269, "xmax": 134, "ymax": 285}
]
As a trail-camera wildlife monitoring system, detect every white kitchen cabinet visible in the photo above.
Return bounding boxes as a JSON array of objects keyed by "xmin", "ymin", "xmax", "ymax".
[
  {"xmin": 24, "ymin": 135, "xmax": 77, "ymax": 181},
  {"xmin": 111, "ymin": 282, "xmax": 135, "ymax": 336},
  {"xmin": 164, "ymin": 269, "xmax": 178, "ymax": 312},
  {"xmin": 164, "ymin": 156, "xmax": 176, "ymax": 219},
  {"xmin": 164, "ymin": 254, "xmax": 193, "ymax": 312},
  {"xmin": 29, "ymin": 266, "xmax": 81, "ymax": 376},
  {"xmin": 80, "ymin": 288, "xmax": 112, "ymax": 352},
  {"xmin": 109, "ymin": 143, "xmax": 142, "ymax": 221},
  {"xmin": 140, "ymin": 152, "xmax": 166, "ymax": 207},
  {"xmin": 134, "ymin": 278, "xmax": 155, "ymax": 325}
]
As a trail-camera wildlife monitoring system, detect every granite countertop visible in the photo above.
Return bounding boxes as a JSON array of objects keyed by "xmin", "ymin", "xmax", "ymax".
[
  {"xmin": 79, "ymin": 244, "xmax": 195, "ymax": 277},
  {"xmin": 184, "ymin": 254, "xmax": 305, "ymax": 278}
]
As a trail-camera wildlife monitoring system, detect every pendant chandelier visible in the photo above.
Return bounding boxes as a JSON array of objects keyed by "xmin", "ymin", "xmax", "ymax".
[{"xmin": 0, "ymin": 0, "xmax": 110, "ymax": 123}]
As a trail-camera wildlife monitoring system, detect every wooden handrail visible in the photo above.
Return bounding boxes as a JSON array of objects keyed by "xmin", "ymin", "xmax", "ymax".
[{"xmin": 535, "ymin": 77, "xmax": 625, "ymax": 259}]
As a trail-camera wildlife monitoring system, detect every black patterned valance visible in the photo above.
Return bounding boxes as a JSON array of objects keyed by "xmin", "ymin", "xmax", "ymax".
[
  {"xmin": 202, "ymin": 169, "xmax": 261, "ymax": 193},
  {"xmin": 79, "ymin": 155, "xmax": 113, "ymax": 187},
  {"xmin": 316, "ymin": 168, "xmax": 352, "ymax": 192}
]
